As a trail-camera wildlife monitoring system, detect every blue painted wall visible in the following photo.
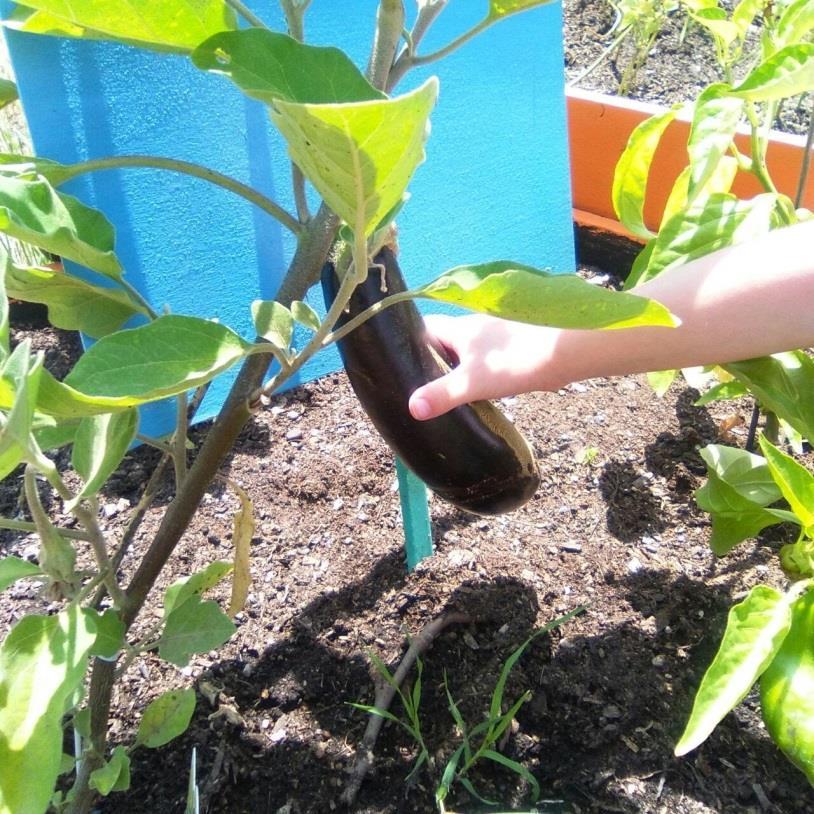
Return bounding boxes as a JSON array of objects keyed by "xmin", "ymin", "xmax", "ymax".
[{"xmin": 3, "ymin": 2, "xmax": 575, "ymax": 434}]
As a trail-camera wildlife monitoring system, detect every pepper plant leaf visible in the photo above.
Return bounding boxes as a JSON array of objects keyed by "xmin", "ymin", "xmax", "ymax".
[
  {"xmin": 0, "ymin": 605, "xmax": 97, "ymax": 814},
  {"xmin": 417, "ymin": 262, "xmax": 678, "ymax": 330},
  {"xmin": 695, "ymin": 444, "xmax": 785, "ymax": 555},
  {"xmin": 158, "ymin": 595, "xmax": 236, "ymax": 667},
  {"xmin": 193, "ymin": 29, "xmax": 385, "ymax": 105},
  {"xmin": 270, "ymin": 78, "xmax": 438, "ymax": 237},
  {"xmin": 0, "ymin": 174, "xmax": 122, "ymax": 278},
  {"xmin": 636, "ymin": 192, "xmax": 779, "ymax": 285},
  {"xmin": 759, "ymin": 435, "xmax": 814, "ymax": 534},
  {"xmin": 612, "ymin": 104, "xmax": 682, "ymax": 240},
  {"xmin": 69, "ymin": 408, "xmax": 139, "ymax": 507},
  {"xmin": 775, "ymin": 0, "xmax": 814, "ymax": 50},
  {"xmin": 64, "ymin": 315, "xmax": 252, "ymax": 404},
  {"xmin": 5, "ymin": 0, "xmax": 237, "ymax": 53},
  {"xmin": 675, "ymin": 585, "xmax": 793, "ymax": 756},
  {"xmin": 730, "ymin": 43, "xmax": 814, "ymax": 101},
  {"xmin": 694, "ymin": 379, "xmax": 749, "ymax": 406},
  {"xmin": 6, "ymin": 262, "xmax": 148, "ymax": 338},
  {"xmin": 725, "ymin": 351, "xmax": 814, "ymax": 442},
  {"xmin": 135, "ymin": 688, "xmax": 196, "ymax": 749},
  {"xmin": 687, "ymin": 85, "xmax": 743, "ymax": 200}
]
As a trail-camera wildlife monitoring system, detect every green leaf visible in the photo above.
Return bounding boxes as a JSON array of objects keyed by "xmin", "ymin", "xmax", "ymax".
[
  {"xmin": 488, "ymin": 0, "xmax": 554, "ymax": 19},
  {"xmin": 64, "ymin": 315, "xmax": 251, "ymax": 403},
  {"xmin": 0, "ymin": 79, "xmax": 18, "ymax": 112},
  {"xmin": 481, "ymin": 749, "xmax": 540, "ymax": 800},
  {"xmin": 0, "ymin": 174, "xmax": 122, "ymax": 278},
  {"xmin": 135, "ymin": 687, "xmax": 196, "ymax": 749},
  {"xmin": 33, "ymin": 415, "xmax": 80, "ymax": 450},
  {"xmin": 0, "ymin": 605, "xmax": 97, "ymax": 814},
  {"xmin": 639, "ymin": 193, "xmax": 779, "ymax": 285},
  {"xmin": 192, "ymin": 29, "xmax": 385, "ymax": 105},
  {"xmin": 776, "ymin": 0, "xmax": 814, "ymax": 49},
  {"xmin": 163, "ymin": 561, "xmax": 233, "ymax": 618},
  {"xmin": 687, "ymin": 85, "xmax": 743, "ymax": 200},
  {"xmin": 290, "ymin": 300, "xmax": 321, "ymax": 332},
  {"xmin": 660, "ymin": 157, "xmax": 739, "ymax": 231},
  {"xmin": 250, "ymin": 300, "xmax": 293, "ymax": 354},
  {"xmin": 270, "ymin": 79, "xmax": 438, "ymax": 237},
  {"xmin": 690, "ymin": 8, "xmax": 740, "ymax": 50},
  {"xmin": 695, "ymin": 444, "xmax": 785, "ymax": 555},
  {"xmin": 647, "ymin": 369, "xmax": 678, "ymax": 397},
  {"xmin": 88, "ymin": 609, "xmax": 125, "ymax": 661},
  {"xmin": 0, "ymin": 153, "xmax": 74, "ymax": 186},
  {"xmin": 732, "ymin": 0, "xmax": 765, "ymax": 38},
  {"xmin": 612, "ymin": 104, "xmax": 681, "ymax": 240},
  {"xmin": 5, "ymin": 262, "xmax": 147, "ymax": 338},
  {"xmin": 417, "ymin": 262, "xmax": 677, "ymax": 329},
  {"xmin": 730, "ymin": 44, "xmax": 814, "ymax": 101},
  {"xmin": 725, "ymin": 351, "xmax": 814, "ymax": 443},
  {"xmin": 6, "ymin": 0, "xmax": 238, "ymax": 54},
  {"xmin": 89, "ymin": 744, "xmax": 131, "ymax": 795},
  {"xmin": 694, "ymin": 379, "xmax": 749, "ymax": 406},
  {"xmin": 158, "ymin": 596, "xmax": 236, "ymax": 667},
  {"xmin": 624, "ymin": 239, "xmax": 656, "ymax": 289},
  {"xmin": 0, "ymin": 555, "xmax": 41, "ymax": 593},
  {"xmin": 675, "ymin": 585, "xmax": 793, "ymax": 755},
  {"xmin": 759, "ymin": 435, "xmax": 814, "ymax": 533},
  {"xmin": 69, "ymin": 409, "xmax": 138, "ymax": 506}
]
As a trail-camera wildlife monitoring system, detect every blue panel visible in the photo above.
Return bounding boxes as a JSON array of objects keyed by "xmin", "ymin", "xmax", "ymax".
[{"xmin": 3, "ymin": 1, "xmax": 574, "ymax": 436}]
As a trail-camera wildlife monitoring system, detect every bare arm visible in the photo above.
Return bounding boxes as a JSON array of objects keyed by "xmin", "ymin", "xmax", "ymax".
[{"xmin": 409, "ymin": 219, "xmax": 814, "ymax": 420}]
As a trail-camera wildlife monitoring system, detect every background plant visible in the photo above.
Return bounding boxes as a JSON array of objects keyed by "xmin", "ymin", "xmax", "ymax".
[
  {"xmin": 0, "ymin": 2, "xmax": 676, "ymax": 812},
  {"xmin": 609, "ymin": 0, "xmax": 814, "ymax": 786}
]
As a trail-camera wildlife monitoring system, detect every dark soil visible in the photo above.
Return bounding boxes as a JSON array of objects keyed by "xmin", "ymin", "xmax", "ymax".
[
  {"xmin": 563, "ymin": 0, "xmax": 812, "ymax": 137},
  {"xmin": 1, "ymin": 6, "xmax": 813, "ymax": 814}
]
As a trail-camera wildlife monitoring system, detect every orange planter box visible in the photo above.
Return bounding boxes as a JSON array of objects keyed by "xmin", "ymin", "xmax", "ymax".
[{"xmin": 568, "ymin": 86, "xmax": 813, "ymax": 237}]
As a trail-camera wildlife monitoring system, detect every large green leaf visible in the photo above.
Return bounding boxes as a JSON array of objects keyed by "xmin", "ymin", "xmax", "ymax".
[
  {"xmin": 776, "ymin": 0, "xmax": 814, "ymax": 49},
  {"xmin": 730, "ymin": 44, "xmax": 814, "ymax": 101},
  {"xmin": 5, "ymin": 0, "xmax": 237, "ymax": 53},
  {"xmin": 163, "ymin": 561, "xmax": 233, "ymax": 618},
  {"xmin": 0, "ymin": 605, "xmax": 97, "ymax": 814},
  {"xmin": 488, "ymin": 0, "xmax": 554, "ymax": 19},
  {"xmin": 5, "ymin": 263, "xmax": 147, "ymax": 338},
  {"xmin": 192, "ymin": 29, "xmax": 384, "ymax": 105},
  {"xmin": 0, "ymin": 175, "xmax": 122, "ymax": 278},
  {"xmin": 725, "ymin": 351, "xmax": 814, "ymax": 442},
  {"xmin": 0, "ymin": 556, "xmax": 41, "ymax": 593},
  {"xmin": 270, "ymin": 79, "xmax": 438, "ymax": 237},
  {"xmin": 89, "ymin": 745, "xmax": 130, "ymax": 795},
  {"xmin": 158, "ymin": 596, "xmax": 235, "ymax": 667},
  {"xmin": 135, "ymin": 688, "xmax": 196, "ymax": 749},
  {"xmin": 416, "ymin": 262, "xmax": 677, "ymax": 329},
  {"xmin": 638, "ymin": 192, "xmax": 778, "ymax": 284},
  {"xmin": 64, "ymin": 315, "xmax": 251, "ymax": 403},
  {"xmin": 687, "ymin": 85, "xmax": 743, "ymax": 200},
  {"xmin": 675, "ymin": 585, "xmax": 793, "ymax": 756},
  {"xmin": 759, "ymin": 436, "xmax": 814, "ymax": 533},
  {"xmin": 70, "ymin": 409, "xmax": 139, "ymax": 506},
  {"xmin": 695, "ymin": 444, "xmax": 786, "ymax": 555},
  {"xmin": 612, "ymin": 104, "xmax": 681, "ymax": 240}
]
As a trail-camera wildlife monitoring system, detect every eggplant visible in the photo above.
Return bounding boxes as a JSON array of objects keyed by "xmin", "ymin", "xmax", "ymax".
[{"xmin": 322, "ymin": 246, "xmax": 540, "ymax": 515}]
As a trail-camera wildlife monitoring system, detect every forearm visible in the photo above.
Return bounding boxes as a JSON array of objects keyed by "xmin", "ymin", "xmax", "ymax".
[{"xmin": 549, "ymin": 220, "xmax": 814, "ymax": 385}]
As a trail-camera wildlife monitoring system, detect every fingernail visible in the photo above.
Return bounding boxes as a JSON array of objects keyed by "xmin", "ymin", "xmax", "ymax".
[{"xmin": 411, "ymin": 397, "xmax": 432, "ymax": 420}]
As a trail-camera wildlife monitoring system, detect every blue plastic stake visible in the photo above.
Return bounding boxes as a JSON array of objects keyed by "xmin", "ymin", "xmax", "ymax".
[{"xmin": 395, "ymin": 457, "xmax": 433, "ymax": 570}]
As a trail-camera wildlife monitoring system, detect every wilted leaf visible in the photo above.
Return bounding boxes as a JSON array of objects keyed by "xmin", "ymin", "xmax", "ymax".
[
  {"xmin": 193, "ymin": 29, "xmax": 384, "ymax": 105},
  {"xmin": 226, "ymin": 481, "xmax": 253, "ymax": 617},
  {"xmin": 417, "ymin": 262, "xmax": 677, "ymax": 329},
  {"xmin": 676, "ymin": 585, "xmax": 793, "ymax": 755},
  {"xmin": 135, "ymin": 688, "xmax": 196, "ymax": 748}
]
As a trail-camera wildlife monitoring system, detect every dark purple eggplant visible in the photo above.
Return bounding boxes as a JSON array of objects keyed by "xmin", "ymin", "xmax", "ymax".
[{"xmin": 322, "ymin": 246, "xmax": 539, "ymax": 515}]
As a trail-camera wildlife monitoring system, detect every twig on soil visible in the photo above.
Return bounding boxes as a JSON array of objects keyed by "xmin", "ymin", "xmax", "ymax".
[{"xmin": 341, "ymin": 611, "xmax": 471, "ymax": 807}]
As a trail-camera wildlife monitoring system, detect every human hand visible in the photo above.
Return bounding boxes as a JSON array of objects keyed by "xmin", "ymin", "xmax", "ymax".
[{"xmin": 408, "ymin": 313, "xmax": 565, "ymax": 420}]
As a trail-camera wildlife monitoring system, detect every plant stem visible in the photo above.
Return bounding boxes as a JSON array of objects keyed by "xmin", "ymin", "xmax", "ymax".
[
  {"xmin": 322, "ymin": 290, "xmax": 416, "ymax": 345},
  {"xmin": 0, "ymin": 516, "xmax": 92, "ymax": 541},
  {"xmin": 404, "ymin": 16, "xmax": 491, "ymax": 69},
  {"xmin": 118, "ymin": 277, "xmax": 158, "ymax": 320},
  {"xmin": 367, "ymin": 0, "xmax": 405, "ymax": 90},
  {"xmin": 58, "ymin": 155, "xmax": 302, "ymax": 236},
  {"xmin": 173, "ymin": 392, "xmax": 188, "ymax": 487},
  {"xmin": 389, "ymin": 0, "xmax": 447, "ymax": 90},
  {"xmin": 224, "ymin": 0, "xmax": 268, "ymax": 28},
  {"xmin": 795, "ymin": 95, "xmax": 814, "ymax": 209},
  {"xmin": 75, "ymin": 498, "xmax": 128, "ymax": 608}
]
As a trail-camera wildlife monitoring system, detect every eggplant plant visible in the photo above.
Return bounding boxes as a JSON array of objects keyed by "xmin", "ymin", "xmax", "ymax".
[
  {"xmin": 0, "ymin": 2, "xmax": 677, "ymax": 812},
  {"xmin": 609, "ymin": 0, "xmax": 814, "ymax": 788}
]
